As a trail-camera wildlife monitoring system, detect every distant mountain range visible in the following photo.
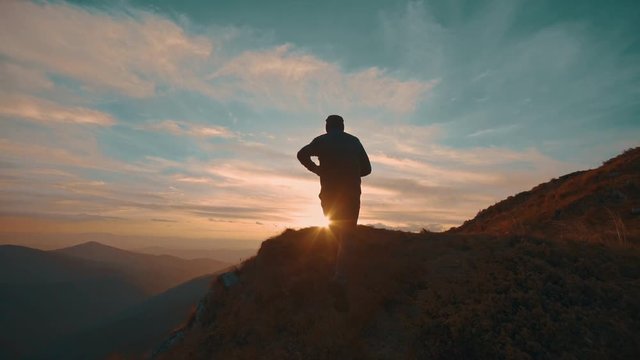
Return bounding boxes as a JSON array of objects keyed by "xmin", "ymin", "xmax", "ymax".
[
  {"xmin": 54, "ymin": 241, "xmax": 229, "ymax": 295},
  {"xmin": 0, "ymin": 242, "xmax": 231, "ymax": 359},
  {"xmin": 135, "ymin": 246, "xmax": 257, "ymax": 264}
]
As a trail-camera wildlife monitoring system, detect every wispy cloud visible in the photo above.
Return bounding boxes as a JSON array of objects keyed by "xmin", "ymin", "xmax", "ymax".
[
  {"xmin": 0, "ymin": 95, "xmax": 116, "ymax": 126},
  {"xmin": 0, "ymin": 1, "xmax": 433, "ymax": 115},
  {"xmin": 142, "ymin": 120, "xmax": 235, "ymax": 138},
  {"xmin": 175, "ymin": 176, "xmax": 214, "ymax": 184},
  {"xmin": 0, "ymin": 62, "xmax": 53, "ymax": 92},
  {"xmin": 210, "ymin": 44, "xmax": 438, "ymax": 113},
  {"xmin": 467, "ymin": 124, "xmax": 518, "ymax": 138},
  {"xmin": 355, "ymin": 123, "xmax": 573, "ymax": 229},
  {"xmin": 0, "ymin": 1, "xmax": 213, "ymax": 98}
]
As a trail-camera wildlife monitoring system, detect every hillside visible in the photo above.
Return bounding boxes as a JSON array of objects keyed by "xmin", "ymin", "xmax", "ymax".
[
  {"xmin": 157, "ymin": 227, "xmax": 640, "ymax": 359},
  {"xmin": 55, "ymin": 241, "xmax": 229, "ymax": 295},
  {"xmin": 0, "ymin": 242, "xmax": 229, "ymax": 359},
  {"xmin": 156, "ymin": 148, "xmax": 640, "ymax": 359},
  {"xmin": 453, "ymin": 147, "xmax": 640, "ymax": 243},
  {"xmin": 36, "ymin": 272, "xmax": 226, "ymax": 360},
  {"xmin": 0, "ymin": 245, "xmax": 146, "ymax": 359}
]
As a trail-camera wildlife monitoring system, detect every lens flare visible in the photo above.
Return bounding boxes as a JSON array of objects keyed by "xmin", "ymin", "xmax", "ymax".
[
  {"xmin": 318, "ymin": 215, "xmax": 332, "ymax": 229},
  {"xmin": 295, "ymin": 205, "xmax": 333, "ymax": 229}
]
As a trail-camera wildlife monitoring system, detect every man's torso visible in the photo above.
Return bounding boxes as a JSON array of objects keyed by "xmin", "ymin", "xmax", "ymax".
[{"xmin": 312, "ymin": 132, "xmax": 363, "ymax": 195}]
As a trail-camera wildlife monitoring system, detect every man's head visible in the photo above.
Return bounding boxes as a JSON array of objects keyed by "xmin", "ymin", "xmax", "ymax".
[{"xmin": 325, "ymin": 114, "xmax": 344, "ymax": 133}]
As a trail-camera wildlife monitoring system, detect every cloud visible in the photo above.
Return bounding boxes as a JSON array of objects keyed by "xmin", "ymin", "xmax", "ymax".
[
  {"xmin": 0, "ymin": 0, "xmax": 213, "ymax": 98},
  {"xmin": 151, "ymin": 218, "xmax": 178, "ymax": 223},
  {"xmin": 0, "ymin": 1, "xmax": 433, "ymax": 115},
  {"xmin": 0, "ymin": 62, "xmax": 53, "ymax": 92},
  {"xmin": 0, "ymin": 128, "xmax": 315, "ymax": 229},
  {"xmin": 0, "ymin": 95, "xmax": 116, "ymax": 126},
  {"xmin": 379, "ymin": 0, "xmax": 640, "ymax": 161},
  {"xmin": 369, "ymin": 153, "xmax": 501, "ymax": 185},
  {"xmin": 210, "ymin": 44, "xmax": 438, "ymax": 113},
  {"xmin": 142, "ymin": 120, "xmax": 235, "ymax": 138},
  {"xmin": 353, "ymin": 123, "xmax": 574, "ymax": 230},
  {"xmin": 4, "ymin": 0, "xmax": 626, "ymax": 240},
  {"xmin": 0, "ymin": 135, "xmax": 139, "ymax": 173},
  {"xmin": 0, "ymin": 108, "xmax": 575, "ymax": 236},
  {"xmin": 175, "ymin": 176, "xmax": 213, "ymax": 184},
  {"xmin": 467, "ymin": 124, "xmax": 518, "ymax": 138}
]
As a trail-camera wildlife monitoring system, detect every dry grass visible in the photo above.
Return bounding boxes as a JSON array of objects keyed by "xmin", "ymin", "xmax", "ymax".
[{"xmin": 453, "ymin": 147, "xmax": 640, "ymax": 246}]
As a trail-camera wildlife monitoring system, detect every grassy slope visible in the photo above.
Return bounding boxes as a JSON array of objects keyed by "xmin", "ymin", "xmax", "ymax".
[
  {"xmin": 453, "ymin": 147, "xmax": 640, "ymax": 244},
  {"xmin": 161, "ymin": 226, "xmax": 640, "ymax": 359}
]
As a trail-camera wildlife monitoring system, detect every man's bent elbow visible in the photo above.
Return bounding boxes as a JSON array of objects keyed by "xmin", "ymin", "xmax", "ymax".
[{"xmin": 296, "ymin": 149, "xmax": 307, "ymax": 163}]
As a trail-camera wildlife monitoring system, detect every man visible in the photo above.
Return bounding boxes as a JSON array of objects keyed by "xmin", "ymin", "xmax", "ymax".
[{"xmin": 297, "ymin": 114, "xmax": 371, "ymax": 311}]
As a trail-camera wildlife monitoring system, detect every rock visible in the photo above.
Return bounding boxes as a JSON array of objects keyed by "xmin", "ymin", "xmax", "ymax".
[{"xmin": 632, "ymin": 207, "xmax": 640, "ymax": 216}]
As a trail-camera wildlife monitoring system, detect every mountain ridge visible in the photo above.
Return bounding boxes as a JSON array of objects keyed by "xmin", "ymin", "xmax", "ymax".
[{"xmin": 54, "ymin": 240, "xmax": 230, "ymax": 295}]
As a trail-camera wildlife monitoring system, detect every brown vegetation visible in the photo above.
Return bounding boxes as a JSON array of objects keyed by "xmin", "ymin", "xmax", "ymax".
[
  {"xmin": 453, "ymin": 147, "xmax": 640, "ymax": 244},
  {"xmin": 158, "ymin": 227, "xmax": 640, "ymax": 359}
]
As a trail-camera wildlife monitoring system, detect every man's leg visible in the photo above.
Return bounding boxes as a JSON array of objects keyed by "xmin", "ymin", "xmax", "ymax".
[
  {"xmin": 329, "ymin": 216, "xmax": 357, "ymax": 312},
  {"xmin": 331, "ymin": 195, "xmax": 360, "ymax": 283},
  {"xmin": 322, "ymin": 193, "xmax": 360, "ymax": 311},
  {"xmin": 331, "ymin": 219, "xmax": 356, "ymax": 285}
]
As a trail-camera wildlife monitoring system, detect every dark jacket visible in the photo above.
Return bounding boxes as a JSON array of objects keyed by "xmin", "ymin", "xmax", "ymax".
[{"xmin": 297, "ymin": 130, "xmax": 371, "ymax": 197}]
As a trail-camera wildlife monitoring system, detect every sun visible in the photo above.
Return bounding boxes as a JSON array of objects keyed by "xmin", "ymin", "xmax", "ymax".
[
  {"xmin": 295, "ymin": 206, "xmax": 332, "ymax": 229},
  {"xmin": 317, "ymin": 214, "xmax": 332, "ymax": 229},
  {"xmin": 307, "ymin": 211, "xmax": 331, "ymax": 229}
]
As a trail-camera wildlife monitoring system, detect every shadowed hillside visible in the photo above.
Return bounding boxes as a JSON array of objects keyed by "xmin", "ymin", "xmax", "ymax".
[
  {"xmin": 0, "ymin": 242, "xmax": 229, "ymax": 359},
  {"xmin": 453, "ymin": 147, "xmax": 640, "ymax": 244},
  {"xmin": 156, "ymin": 148, "xmax": 640, "ymax": 359},
  {"xmin": 35, "ymin": 272, "xmax": 228, "ymax": 360},
  {"xmin": 0, "ymin": 245, "xmax": 146, "ymax": 359}
]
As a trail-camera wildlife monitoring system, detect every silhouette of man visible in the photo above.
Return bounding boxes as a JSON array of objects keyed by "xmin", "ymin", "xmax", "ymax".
[{"xmin": 297, "ymin": 114, "xmax": 371, "ymax": 311}]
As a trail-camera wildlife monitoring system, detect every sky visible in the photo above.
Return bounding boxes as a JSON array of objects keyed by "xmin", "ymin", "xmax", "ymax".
[{"xmin": 0, "ymin": 0, "xmax": 638, "ymax": 248}]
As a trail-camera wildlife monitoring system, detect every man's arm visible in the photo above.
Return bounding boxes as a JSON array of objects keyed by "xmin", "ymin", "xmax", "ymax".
[
  {"xmin": 297, "ymin": 141, "xmax": 320, "ymax": 175},
  {"xmin": 359, "ymin": 140, "xmax": 371, "ymax": 177}
]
